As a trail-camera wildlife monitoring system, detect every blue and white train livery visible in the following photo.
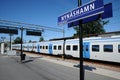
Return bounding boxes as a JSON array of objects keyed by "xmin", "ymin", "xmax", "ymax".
[{"xmin": 12, "ymin": 35, "xmax": 120, "ymax": 63}]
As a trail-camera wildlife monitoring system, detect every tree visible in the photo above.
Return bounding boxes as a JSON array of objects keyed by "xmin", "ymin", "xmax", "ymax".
[
  {"xmin": 73, "ymin": 20, "xmax": 109, "ymax": 37},
  {"xmin": 29, "ymin": 40, "xmax": 32, "ymax": 43},
  {"xmin": 13, "ymin": 37, "xmax": 21, "ymax": 44},
  {"xmin": 39, "ymin": 37, "xmax": 44, "ymax": 42}
]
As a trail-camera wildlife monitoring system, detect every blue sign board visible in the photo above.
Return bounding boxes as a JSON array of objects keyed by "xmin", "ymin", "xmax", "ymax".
[
  {"xmin": 68, "ymin": 3, "xmax": 113, "ymax": 27},
  {"xmin": 102, "ymin": 3, "xmax": 113, "ymax": 19},
  {"xmin": 58, "ymin": 0, "xmax": 104, "ymax": 26}
]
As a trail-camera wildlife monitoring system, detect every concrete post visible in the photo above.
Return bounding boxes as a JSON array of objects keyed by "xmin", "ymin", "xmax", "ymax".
[{"xmin": 1, "ymin": 42, "xmax": 4, "ymax": 54}]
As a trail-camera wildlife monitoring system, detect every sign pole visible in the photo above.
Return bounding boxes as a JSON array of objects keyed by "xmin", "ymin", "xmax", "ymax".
[
  {"xmin": 79, "ymin": 20, "xmax": 84, "ymax": 80},
  {"xmin": 78, "ymin": 0, "xmax": 84, "ymax": 80}
]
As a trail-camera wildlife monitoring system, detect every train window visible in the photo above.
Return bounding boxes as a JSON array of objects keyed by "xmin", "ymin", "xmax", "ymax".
[
  {"xmin": 104, "ymin": 45, "xmax": 113, "ymax": 52},
  {"xmin": 54, "ymin": 45, "xmax": 57, "ymax": 50},
  {"xmin": 40, "ymin": 46, "xmax": 42, "ymax": 49},
  {"xmin": 66, "ymin": 45, "xmax": 71, "ymax": 50},
  {"xmin": 73, "ymin": 45, "xmax": 78, "ymax": 51},
  {"xmin": 58, "ymin": 45, "xmax": 62, "ymax": 50},
  {"xmin": 46, "ymin": 46, "xmax": 48, "ymax": 49},
  {"xmin": 43, "ymin": 46, "xmax": 44, "ymax": 49},
  {"xmin": 118, "ymin": 45, "xmax": 120, "ymax": 53},
  {"xmin": 86, "ymin": 45, "xmax": 88, "ymax": 51},
  {"xmin": 92, "ymin": 45, "xmax": 99, "ymax": 52}
]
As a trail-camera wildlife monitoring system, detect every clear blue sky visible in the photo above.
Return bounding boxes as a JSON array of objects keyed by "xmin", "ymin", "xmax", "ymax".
[{"xmin": 0, "ymin": 0, "xmax": 120, "ymax": 42}]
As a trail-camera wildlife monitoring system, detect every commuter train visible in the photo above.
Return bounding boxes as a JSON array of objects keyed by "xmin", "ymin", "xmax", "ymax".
[{"xmin": 12, "ymin": 35, "xmax": 120, "ymax": 63}]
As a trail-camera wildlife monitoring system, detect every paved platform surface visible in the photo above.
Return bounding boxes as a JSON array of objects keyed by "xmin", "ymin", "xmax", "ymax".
[
  {"xmin": 26, "ymin": 53, "xmax": 120, "ymax": 79},
  {"xmin": 0, "ymin": 54, "xmax": 120, "ymax": 80}
]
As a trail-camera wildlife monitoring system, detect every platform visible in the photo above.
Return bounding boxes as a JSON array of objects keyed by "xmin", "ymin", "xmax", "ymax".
[{"xmin": 0, "ymin": 54, "xmax": 119, "ymax": 80}]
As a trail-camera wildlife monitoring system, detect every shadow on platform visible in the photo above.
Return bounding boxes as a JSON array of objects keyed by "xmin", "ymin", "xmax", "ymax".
[
  {"xmin": 22, "ymin": 59, "xmax": 34, "ymax": 63},
  {"xmin": 73, "ymin": 64, "xmax": 96, "ymax": 71},
  {"xmin": 22, "ymin": 57, "xmax": 42, "ymax": 64}
]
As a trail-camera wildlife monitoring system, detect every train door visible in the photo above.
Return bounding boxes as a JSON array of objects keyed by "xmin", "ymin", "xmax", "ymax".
[
  {"xmin": 49, "ymin": 44, "xmax": 53, "ymax": 54},
  {"xmin": 83, "ymin": 42, "xmax": 90, "ymax": 58},
  {"xmin": 37, "ymin": 44, "xmax": 40, "ymax": 53}
]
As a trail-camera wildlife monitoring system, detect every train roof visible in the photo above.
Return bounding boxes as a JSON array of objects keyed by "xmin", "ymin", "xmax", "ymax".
[{"xmin": 50, "ymin": 31, "xmax": 120, "ymax": 41}]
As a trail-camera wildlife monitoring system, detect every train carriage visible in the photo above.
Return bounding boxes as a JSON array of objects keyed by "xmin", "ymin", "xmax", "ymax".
[
  {"xmin": 52, "ymin": 40, "xmax": 64, "ymax": 56},
  {"xmin": 65, "ymin": 39, "xmax": 79, "ymax": 58},
  {"xmin": 12, "ymin": 35, "xmax": 120, "ymax": 63},
  {"xmin": 89, "ymin": 37, "xmax": 120, "ymax": 63},
  {"xmin": 39, "ymin": 41, "xmax": 51, "ymax": 54},
  {"xmin": 23, "ymin": 43, "xmax": 28, "ymax": 51},
  {"xmin": 27, "ymin": 43, "xmax": 33, "ymax": 52}
]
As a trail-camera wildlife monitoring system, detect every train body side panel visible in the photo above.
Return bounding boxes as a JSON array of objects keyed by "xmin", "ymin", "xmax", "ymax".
[
  {"xmin": 52, "ymin": 40, "xmax": 64, "ymax": 55},
  {"xmin": 65, "ymin": 39, "xmax": 79, "ymax": 57},
  {"xmin": 90, "ymin": 39, "xmax": 120, "ymax": 63},
  {"xmin": 27, "ymin": 44, "xmax": 29, "ymax": 51},
  {"xmin": 40, "ymin": 42, "xmax": 49, "ymax": 54}
]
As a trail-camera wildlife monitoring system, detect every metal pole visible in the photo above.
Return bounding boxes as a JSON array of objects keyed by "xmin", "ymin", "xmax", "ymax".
[
  {"xmin": 62, "ymin": 39, "xmax": 65, "ymax": 60},
  {"xmin": 63, "ymin": 28, "xmax": 65, "ymax": 38},
  {"xmin": 78, "ymin": 0, "xmax": 82, "ymax": 7},
  {"xmin": 79, "ymin": 20, "xmax": 84, "ymax": 80},
  {"xmin": 20, "ymin": 27, "xmax": 23, "ymax": 63},
  {"xmin": 62, "ymin": 28, "xmax": 65, "ymax": 60},
  {"xmin": 10, "ymin": 34, "xmax": 12, "ymax": 50},
  {"xmin": 78, "ymin": 0, "xmax": 84, "ymax": 80}
]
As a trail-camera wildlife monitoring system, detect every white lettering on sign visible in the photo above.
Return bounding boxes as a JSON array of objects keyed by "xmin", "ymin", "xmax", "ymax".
[{"xmin": 61, "ymin": 3, "xmax": 95, "ymax": 21}]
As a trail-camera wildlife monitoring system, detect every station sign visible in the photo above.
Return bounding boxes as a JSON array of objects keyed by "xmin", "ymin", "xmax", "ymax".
[
  {"xmin": 0, "ymin": 27, "xmax": 18, "ymax": 34},
  {"xmin": 58, "ymin": 0, "xmax": 104, "ymax": 26},
  {"xmin": 26, "ymin": 30, "xmax": 41, "ymax": 36},
  {"xmin": 68, "ymin": 3, "xmax": 113, "ymax": 27}
]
